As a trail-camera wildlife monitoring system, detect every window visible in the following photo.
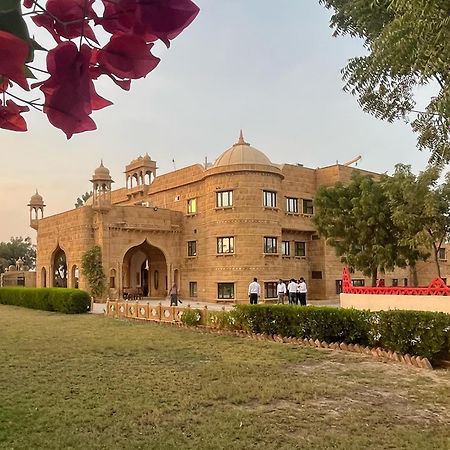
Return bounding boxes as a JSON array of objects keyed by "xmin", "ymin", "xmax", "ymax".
[
  {"xmin": 442, "ymin": 277, "xmax": 447, "ymax": 285},
  {"xmin": 187, "ymin": 240, "xmax": 197, "ymax": 257},
  {"xmin": 263, "ymin": 190, "xmax": 277, "ymax": 208},
  {"xmin": 352, "ymin": 279, "xmax": 365, "ymax": 287},
  {"xmin": 295, "ymin": 241, "xmax": 306, "ymax": 257},
  {"xmin": 264, "ymin": 237, "xmax": 278, "ymax": 253},
  {"xmin": 311, "ymin": 234, "xmax": 320, "ymax": 240},
  {"xmin": 282, "ymin": 241, "xmax": 290, "ymax": 256},
  {"xmin": 189, "ymin": 282, "xmax": 197, "ymax": 297},
  {"xmin": 216, "ymin": 190, "xmax": 233, "ymax": 207},
  {"xmin": 286, "ymin": 197, "xmax": 298, "ymax": 213},
  {"xmin": 404, "ymin": 278, "xmax": 408, "ymax": 286},
  {"xmin": 439, "ymin": 248, "xmax": 446, "ymax": 260},
  {"xmin": 392, "ymin": 278, "xmax": 398, "ymax": 287},
  {"xmin": 336, "ymin": 280, "xmax": 343, "ymax": 294},
  {"xmin": 312, "ymin": 271, "xmax": 322, "ymax": 279},
  {"xmin": 218, "ymin": 283, "xmax": 234, "ymax": 299},
  {"xmin": 302, "ymin": 199, "xmax": 314, "ymax": 215},
  {"xmin": 187, "ymin": 197, "xmax": 197, "ymax": 214},
  {"xmin": 217, "ymin": 237, "xmax": 234, "ymax": 254},
  {"xmin": 264, "ymin": 282, "xmax": 277, "ymax": 298}
]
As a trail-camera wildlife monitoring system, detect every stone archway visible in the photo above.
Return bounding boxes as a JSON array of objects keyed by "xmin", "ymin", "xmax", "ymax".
[
  {"xmin": 122, "ymin": 240, "xmax": 167, "ymax": 298},
  {"xmin": 52, "ymin": 246, "xmax": 67, "ymax": 288}
]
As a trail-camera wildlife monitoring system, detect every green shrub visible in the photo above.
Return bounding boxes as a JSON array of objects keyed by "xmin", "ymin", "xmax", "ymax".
[
  {"xmin": 371, "ymin": 310, "xmax": 450, "ymax": 361},
  {"xmin": 0, "ymin": 288, "xmax": 91, "ymax": 314},
  {"xmin": 180, "ymin": 308, "xmax": 202, "ymax": 326},
  {"xmin": 230, "ymin": 305, "xmax": 450, "ymax": 362}
]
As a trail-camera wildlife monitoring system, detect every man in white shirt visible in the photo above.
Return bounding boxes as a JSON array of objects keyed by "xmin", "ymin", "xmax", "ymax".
[
  {"xmin": 287, "ymin": 279, "xmax": 297, "ymax": 305},
  {"xmin": 298, "ymin": 277, "xmax": 307, "ymax": 306},
  {"xmin": 276, "ymin": 279, "xmax": 286, "ymax": 304},
  {"xmin": 248, "ymin": 277, "xmax": 261, "ymax": 304}
]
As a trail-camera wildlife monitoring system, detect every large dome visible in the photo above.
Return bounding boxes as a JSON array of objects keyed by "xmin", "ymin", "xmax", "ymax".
[{"xmin": 213, "ymin": 131, "xmax": 273, "ymax": 167}]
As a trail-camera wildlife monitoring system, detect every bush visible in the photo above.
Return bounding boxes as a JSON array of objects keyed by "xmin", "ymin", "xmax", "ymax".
[
  {"xmin": 229, "ymin": 305, "xmax": 450, "ymax": 362},
  {"xmin": 0, "ymin": 288, "xmax": 91, "ymax": 314},
  {"xmin": 372, "ymin": 310, "xmax": 450, "ymax": 361},
  {"xmin": 180, "ymin": 308, "xmax": 202, "ymax": 326}
]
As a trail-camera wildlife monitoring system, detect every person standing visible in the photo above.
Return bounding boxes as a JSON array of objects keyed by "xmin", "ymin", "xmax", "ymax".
[
  {"xmin": 276, "ymin": 279, "xmax": 286, "ymax": 304},
  {"xmin": 169, "ymin": 282, "xmax": 178, "ymax": 306},
  {"xmin": 248, "ymin": 277, "xmax": 261, "ymax": 304},
  {"xmin": 287, "ymin": 278, "xmax": 297, "ymax": 305},
  {"xmin": 296, "ymin": 279, "xmax": 302, "ymax": 305},
  {"xmin": 298, "ymin": 277, "xmax": 307, "ymax": 306}
]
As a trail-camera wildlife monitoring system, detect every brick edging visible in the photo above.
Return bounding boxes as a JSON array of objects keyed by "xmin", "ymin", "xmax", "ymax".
[{"xmin": 120, "ymin": 316, "xmax": 435, "ymax": 370}]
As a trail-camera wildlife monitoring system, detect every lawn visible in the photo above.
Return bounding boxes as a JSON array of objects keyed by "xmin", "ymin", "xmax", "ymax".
[{"xmin": 0, "ymin": 305, "xmax": 449, "ymax": 450}]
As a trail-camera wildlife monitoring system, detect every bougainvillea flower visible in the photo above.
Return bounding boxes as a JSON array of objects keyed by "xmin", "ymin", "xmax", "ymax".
[
  {"xmin": 0, "ymin": 31, "xmax": 30, "ymax": 90},
  {"xmin": 23, "ymin": 0, "xmax": 35, "ymax": 8},
  {"xmin": 41, "ymin": 42, "xmax": 112, "ymax": 139},
  {"xmin": 96, "ymin": 34, "xmax": 160, "ymax": 79},
  {"xmin": 0, "ymin": 100, "xmax": 29, "ymax": 132},
  {"xmin": 90, "ymin": 65, "xmax": 132, "ymax": 90},
  {"xmin": 100, "ymin": 0, "xmax": 200, "ymax": 46},
  {"xmin": 32, "ymin": 0, "xmax": 98, "ymax": 43}
]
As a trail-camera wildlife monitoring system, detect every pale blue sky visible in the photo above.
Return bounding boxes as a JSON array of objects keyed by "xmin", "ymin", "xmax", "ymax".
[{"xmin": 0, "ymin": 0, "xmax": 431, "ymax": 242}]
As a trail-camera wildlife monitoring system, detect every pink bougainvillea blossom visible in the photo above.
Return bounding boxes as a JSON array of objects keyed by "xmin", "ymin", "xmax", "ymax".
[
  {"xmin": 100, "ymin": 0, "xmax": 200, "ymax": 46},
  {"xmin": 32, "ymin": 0, "xmax": 98, "ymax": 43},
  {"xmin": 41, "ymin": 42, "xmax": 112, "ymax": 139},
  {"xmin": 0, "ymin": 31, "xmax": 30, "ymax": 90},
  {"xmin": 95, "ymin": 33, "xmax": 160, "ymax": 79},
  {"xmin": 0, "ymin": 100, "xmax": 29, "ymax": 132}
]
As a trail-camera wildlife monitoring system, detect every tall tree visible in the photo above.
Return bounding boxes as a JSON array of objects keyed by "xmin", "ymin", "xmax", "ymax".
[
  {"xmin": 383, "ymin": 164, "xmax": 450, "ymax": 278},
  {"xmin": 0, "ymin": 236, "xmax": 36, "ymax": 273},
  {"xmin": 81, "ymin": 246, "xmax": 106, "ymax": 299},
  {"xmin": 319, "ymin": 0, "xmax": 450, "ymax": 163},
  {"xmin": 313, "ymin": 173, "xmax": 412, "ymax": 285}
]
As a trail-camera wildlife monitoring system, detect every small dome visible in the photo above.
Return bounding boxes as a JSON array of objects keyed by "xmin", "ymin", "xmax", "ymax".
[
  {"xmin": 213, "ymin": 131, "xmax": 273, "ymax": 168},
  {"xmin": 29, "ymin": 190, "xmax": 44, "ymax": 206},
  {"xmin": 92, "ymin": 160, "xmax": 112, "ymax": 181}
]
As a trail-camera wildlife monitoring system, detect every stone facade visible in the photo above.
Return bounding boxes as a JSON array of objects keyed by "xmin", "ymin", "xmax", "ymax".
[{"xmin": 29, "ymin": 133, "xmax": 450, "ymax": 303}]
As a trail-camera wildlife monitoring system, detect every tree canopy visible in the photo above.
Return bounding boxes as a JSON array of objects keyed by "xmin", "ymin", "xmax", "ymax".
[
  {"xmin": 0, "ymin": 236, "xmax": 36, "ymax": 273},
  {"xmin": 320, "ymin": 0, "xmax": 450, "ymax": 163},
  {"xmin": 75, "ymin": 191, "xmax": 93, "ymax": 209},
  {"xmin": 382, "ymin": 164, "xmax": 450, "ymax": 277},
  {"xmin": 81, "ymin": 245, "xmax": 106, "ymax": 298}
]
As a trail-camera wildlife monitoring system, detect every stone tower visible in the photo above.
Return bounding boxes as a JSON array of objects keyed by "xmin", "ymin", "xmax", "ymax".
[
  {"xmin": 90, "ymin": 161, "xmax": 114, "ymax": 212},
  {"xmin": 28, "ymin": 190, "xmax": 45, "ymax": 230}
]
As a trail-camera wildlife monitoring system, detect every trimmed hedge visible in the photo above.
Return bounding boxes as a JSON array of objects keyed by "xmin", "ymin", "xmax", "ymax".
[
  {"xmin": 0, "ymin": 287, "xmax": 91, "ymax": 314},
  {"xmin": 207, "ymin": 305, "xmax": 450, "ymax": 363}
]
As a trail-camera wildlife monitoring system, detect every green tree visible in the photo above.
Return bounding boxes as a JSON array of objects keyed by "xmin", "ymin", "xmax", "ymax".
[
  {"xmin": 313, "ymin": 173, "xmax": 410, "ymax": 285},
  {"xmin": 319, "ymin": 0, "xmax": 450, "ymax": 163},
  {"xmin": 383, "ymin": 164, "xmax": 450, "ymax": 278},
  {"xmin": 81, "ymin": 246, "xmax": 106, "ymax": 299},
  {"xmin": 0, "ymin": 237, "xmax": 36, "ymax": 273},
  {"xmin": 75, "ymin": 191, "xmax": 93, "ymax": 208}
]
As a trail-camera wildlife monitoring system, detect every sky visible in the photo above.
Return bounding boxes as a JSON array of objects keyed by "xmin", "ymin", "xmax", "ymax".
[{"xmin": 0, "ymin": 0, "xmax": 433, "ymax": 243}]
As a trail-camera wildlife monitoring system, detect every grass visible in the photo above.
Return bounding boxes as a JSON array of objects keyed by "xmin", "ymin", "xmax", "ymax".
[{"xmin": 0, "ymin": 305, "xmax": 449, "ymax": 450}]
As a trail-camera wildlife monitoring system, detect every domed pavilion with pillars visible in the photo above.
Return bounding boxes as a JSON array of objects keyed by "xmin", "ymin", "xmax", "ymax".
[{"xmin": 29, "ymin": 132, "xmax": 447, "ymax": 303}]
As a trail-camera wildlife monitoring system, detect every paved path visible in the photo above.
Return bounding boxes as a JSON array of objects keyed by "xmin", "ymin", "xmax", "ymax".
[{"xmin": 91, "ymin": 298, "xmax": 339, "ymax": 314}]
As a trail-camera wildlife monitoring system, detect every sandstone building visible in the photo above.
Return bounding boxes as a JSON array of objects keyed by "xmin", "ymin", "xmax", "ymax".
[{"xmin": 29, "ymin": 132, "xmax": 449, "ymax": 303}]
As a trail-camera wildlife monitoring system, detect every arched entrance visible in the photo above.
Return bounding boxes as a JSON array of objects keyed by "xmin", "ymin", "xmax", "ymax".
[
  {"xmin": 52, "ymin": 246, "xmax": 67, "ymax": 288},
  {"xmin": 122, "ymin": 240, "xmax": 167, "ymax": 299}
]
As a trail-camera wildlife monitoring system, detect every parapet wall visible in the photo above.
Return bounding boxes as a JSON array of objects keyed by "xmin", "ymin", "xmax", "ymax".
[{"xmin": 340, "ymin": 293, "xmax": 450, "ymax": 314}]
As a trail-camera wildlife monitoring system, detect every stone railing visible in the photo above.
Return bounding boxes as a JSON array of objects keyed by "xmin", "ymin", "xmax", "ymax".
[{"xmin": 106, "ymin": 300, "xmax": 209, "ymax": 323}]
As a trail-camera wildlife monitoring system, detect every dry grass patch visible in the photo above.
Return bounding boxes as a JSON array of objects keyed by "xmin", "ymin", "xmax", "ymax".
[{"xmin": 0, "ymin": 305, "xmax": 449, "ymax": 450}]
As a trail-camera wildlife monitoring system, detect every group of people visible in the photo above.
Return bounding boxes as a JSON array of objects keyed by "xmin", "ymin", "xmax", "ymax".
[{"xmin": 248, "ymin": 277, "xmax": 308, "ymax": 305}]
